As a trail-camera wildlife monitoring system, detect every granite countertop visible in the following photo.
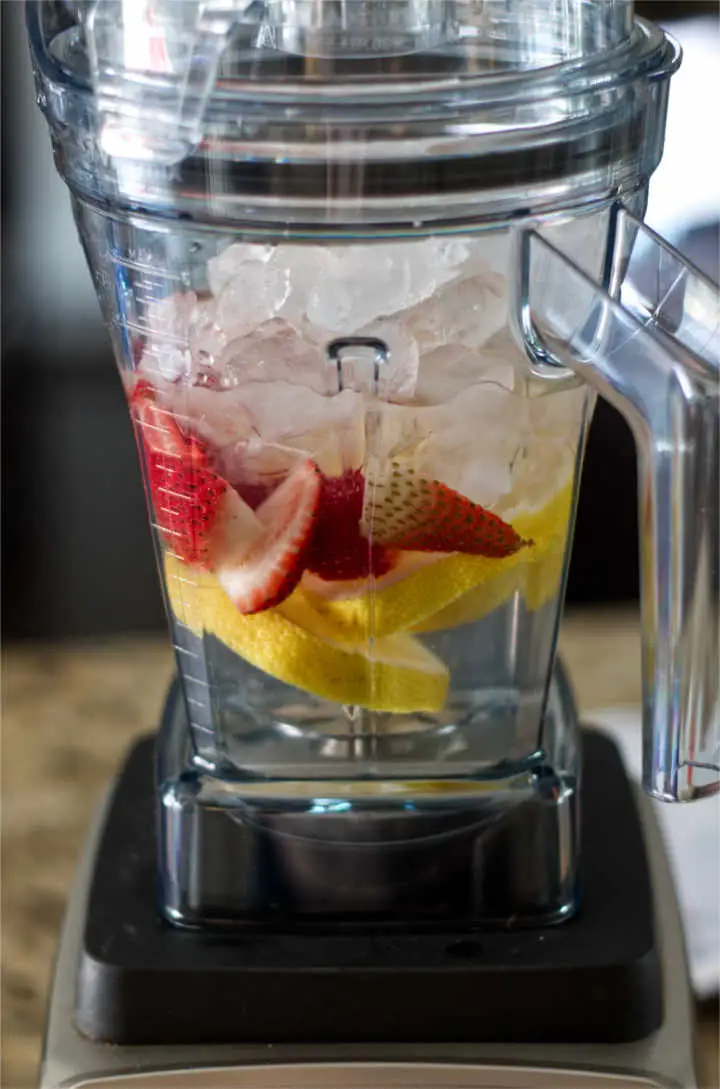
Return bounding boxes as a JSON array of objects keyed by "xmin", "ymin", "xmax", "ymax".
[{"xmin": 3, "ymin": 611, "xmax": 718, "ymax": 1088}]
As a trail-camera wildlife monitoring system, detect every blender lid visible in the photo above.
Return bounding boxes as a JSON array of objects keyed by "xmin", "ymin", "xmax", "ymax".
[{"xmin": 29, "ymin": 1, "xmax": 680, "ymax": 217}]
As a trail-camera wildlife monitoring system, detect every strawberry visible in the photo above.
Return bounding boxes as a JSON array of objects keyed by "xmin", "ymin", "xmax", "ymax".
[
  {"xmin": 217, "ymin": 459, "xmax": 322, "ymax": 614},
  {"xmin": 363, "ymin": 461, "xmax": 531, "ymax": 558},
  {"xmin": 235, "ymin": 481, "xmax": 274, "ymax": 511},
  {"xmin": 130, "ymin": 381, "xmax": 237, "ymax": 569},
  {"xmin": 306, "ymin": 469, "xmax": 396, "ymax": 582}
]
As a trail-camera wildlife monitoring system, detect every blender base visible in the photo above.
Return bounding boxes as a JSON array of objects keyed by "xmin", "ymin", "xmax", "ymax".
[
  {"xmin": 76, "ymin": 731, "xmax": 662, "ymax": 1046},
  {"xmin": 40, "ymin": 726, "xmax": 697, "ymax": 1089}
]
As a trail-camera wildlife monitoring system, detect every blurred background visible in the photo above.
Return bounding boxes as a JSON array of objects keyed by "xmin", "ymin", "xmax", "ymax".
[{"xmin": 2, "ymin": 1, "xmax": 719, "ymax": 640}]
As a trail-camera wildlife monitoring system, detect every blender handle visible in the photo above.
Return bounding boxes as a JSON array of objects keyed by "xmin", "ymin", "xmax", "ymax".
[{"xmin": 513, "ymin": 206, "xmax": 719, "ymax": 801}]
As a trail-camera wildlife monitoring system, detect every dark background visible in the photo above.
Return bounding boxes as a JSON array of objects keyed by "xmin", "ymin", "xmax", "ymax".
[{"xmin": 3, "ymin": 2, "xmax": 719, "ymax": 640}]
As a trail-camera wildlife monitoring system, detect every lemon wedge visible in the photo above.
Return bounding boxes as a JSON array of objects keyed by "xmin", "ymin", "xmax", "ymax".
[
  {"xmin": 164, "ymin": 555, "xmax": 449, "ymax": 713},
  {"xmin": 303, "ymin": 482, "xmax": 574, "ymax": 638}
]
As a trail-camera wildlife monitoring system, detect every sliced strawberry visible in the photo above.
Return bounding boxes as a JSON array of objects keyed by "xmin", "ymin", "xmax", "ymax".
[
  {"xmin": 212, "ymin": 487, "xmax": 264, "ymax": 562},
  {"xmin": 363, "ymin": 461, "xmax": 531, "ymax": 559},
  {"xmin": 235, "ymin": 480, "xmax": 274, "ymax": 511},
  {"xmin": 217, "ymin": 460, "xmax": 321, "ymax": 614},
  {"xmin": 131, "ymin": 382, "xmax": 234, "ymax": 569},
  {"xmin": 306, "ymin": 469, "xmax": 396, "ymax": 582}
]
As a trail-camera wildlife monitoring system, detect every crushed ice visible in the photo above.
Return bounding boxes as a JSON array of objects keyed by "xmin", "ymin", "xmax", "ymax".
[{"xmin": 137, "ymin": 232, "xmax": 585, "ymax": 507}]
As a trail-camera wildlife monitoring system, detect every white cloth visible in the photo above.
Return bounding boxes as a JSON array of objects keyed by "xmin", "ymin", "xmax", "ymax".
[{"xmin": 589, "ymin": 707, "xmax": 720, "ymax": 999}]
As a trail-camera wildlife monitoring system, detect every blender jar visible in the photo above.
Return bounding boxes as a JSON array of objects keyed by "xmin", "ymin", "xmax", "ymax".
[{"xmin": 28, "ymin": 0, "xmax": 695, "ymax": 925}]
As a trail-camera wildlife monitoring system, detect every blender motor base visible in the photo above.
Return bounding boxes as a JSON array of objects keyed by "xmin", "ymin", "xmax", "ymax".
[{"xmin": 76, "ymin": 730, "xmax": 662, "ymax": 1047}]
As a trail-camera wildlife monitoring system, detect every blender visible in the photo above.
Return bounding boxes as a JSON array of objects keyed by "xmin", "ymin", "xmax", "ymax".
[{"xmin": 28, "ymin": 1, "xmax": 719, "ymax": 1086}]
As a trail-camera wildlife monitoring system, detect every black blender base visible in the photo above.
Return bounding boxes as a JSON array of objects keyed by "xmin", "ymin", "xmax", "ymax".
[{"xmin": 76, "ymin": 730, "xmax": 662, "ymax": 1047}]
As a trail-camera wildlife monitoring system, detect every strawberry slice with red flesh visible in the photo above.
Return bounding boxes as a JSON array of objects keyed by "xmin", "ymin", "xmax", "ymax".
[
  {"xmin": 235, "ymin": 481, "xmax": 274, "ymax": 511},
  {"xmin": 306, "ymin": 469, "xmax": 396, "ymax": 582},
  {"xmin": 363, "ymin": 461, "xmax": 531, "ymax": 559},
  {"xmin": 130, "ymin": 381, "xmax": 232, "ymax": 570},
  {"xmin": 217, "ymin": 459, "xmax": 322, "ymax": 614}
]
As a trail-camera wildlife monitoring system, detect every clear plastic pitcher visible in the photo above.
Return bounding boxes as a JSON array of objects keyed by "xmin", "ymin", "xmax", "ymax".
[{"xmin": 28, "ymin": 0, "xmax": 718, "ymax": 926}]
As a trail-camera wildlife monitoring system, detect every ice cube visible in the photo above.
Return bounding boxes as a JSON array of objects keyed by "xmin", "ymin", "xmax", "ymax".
[
  {"xmin": 215, "ymin": 320, "xmax": 329, "ymax": 392},
  {"xmin": 274, "ymin": 247, "xmax": 335, "ymax": 330},
  {"xmin": 442, "ymin": 376, "xmax": 589, "ymax": 510},
  {"xmin": 414, "ymin": 345, "xmax": 514, "ymax": 405},
  {"xmin": 381, "ymin": 387, "xmax": 521, "ymax": 506},
  {"xmin": 236, "ymin": 382, "xmax": 364, "ymax": 453},
  {"xmin": 302, "ymin": 240, "xmax": 463, "ymax": 332},
  {"xmin": 139, "ymin": 342, "xmax": 191, "ymax": 383},
  {"xmin": 404, "ymin": 271, "xmax": 508, "ymax": 356},
  {"xmin": 425, "ymin": 385, "xmax": 530, "ymax": 505},
  {"xmin": 159, "ymin": 379, "xmax": 367, "ymax": 476},
  {"xmin": 304, "ymin": 247, "xmax": 375, "ymax": 331},
  {"xmin": 236, "ymin": 383, "xmax": 367, "ymax": 476},
  {"xmin": 432, "ymin": 236, "xmax": 472, "ymax": 276},
  {"xmin": 460, "ymin": 231, "xmax": 512, "ymax": 282},
  {"xmin": 186, "ymin": 296, "xmax": 232, "ymax": 379},
  {"xmin": 206, "ymin": 243, "xmax": 274, "ymax": 297},
  {"xmin": 143, "ymin": 289, "xmax": 196, "ymax": 342},
  {"xmin": 413, "ymin": 344, "xmax": 469, "ymax": 403},
  {"xmin": 370, "ymin": 360, "xmax": 577, "ymax": 510},
  {"xmin": 412, "ymin": 322, "xmax": 519, "ymax": 406},
  {"xmin": 156, "ymin": 381, "xmax": 256, "ymax": 450},
  {"xmin": 498, "ymin": 386, "xmax": 589, "ymax": 517},
  {"xmin": 137, "ymin": 291, "xmax": 196, "ymax": 381},
  {"xmin": 453, "ymin": 274, "xmax": 508, "ymax": 349},
  {"xmin": 201, "ymin": 236, "xmax": 489, "ymax": 352},
  {"xmin": 214, "ymin": 259, "xmax": 291, "ymax": 339}
]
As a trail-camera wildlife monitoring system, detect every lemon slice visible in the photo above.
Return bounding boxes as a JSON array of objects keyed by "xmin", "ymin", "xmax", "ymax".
[
  {"xmin": 303, "ymin": 482, "xmax": 574, "ymax": 638},
  {"xmin": 234, "ymin": 778, "xmax": 514, "ymax": 798},
  {"xmin": 164, "ymin": 555, "xmax": 449, "ymax": 713}
]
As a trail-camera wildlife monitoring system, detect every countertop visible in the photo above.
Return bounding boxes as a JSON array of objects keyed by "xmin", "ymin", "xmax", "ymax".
[{"xmin": 3, "ymin": 611, "xmax": 718, "ymax": 1088}]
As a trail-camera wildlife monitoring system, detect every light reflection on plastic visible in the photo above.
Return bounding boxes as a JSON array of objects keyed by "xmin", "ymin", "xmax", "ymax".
[{"xmin": 308, "ymin": 799, "xmax": 352, "ymax": 813}]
